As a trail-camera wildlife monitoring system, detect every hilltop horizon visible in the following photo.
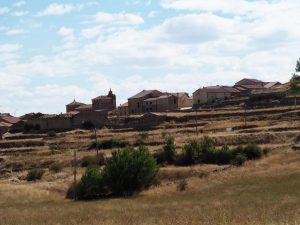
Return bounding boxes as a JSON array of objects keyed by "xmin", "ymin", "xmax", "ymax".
[{"xmin": 1, "ymin": 0, "xmax": 300, "ymax": 115}]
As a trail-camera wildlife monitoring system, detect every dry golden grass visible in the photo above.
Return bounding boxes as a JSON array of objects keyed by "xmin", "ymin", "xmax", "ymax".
[{"xmin": 0, "ymin": 149, "xmax": 300, "ymax": 225}]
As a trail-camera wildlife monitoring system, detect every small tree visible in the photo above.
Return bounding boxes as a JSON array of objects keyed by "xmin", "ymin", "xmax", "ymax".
[
  {"xmin": 290, "ymin": 74, "xmax": 300, "ymax": 109},
  {"xmin": 76, "ymin": 168, "xmax": 106, "ymax": 200},
  {"xmin": 182, "ymin": 140, "xmax": 202, "ymax": 165},
  {"xmin": 103, "ymin": 146, "xmax": 159, "ymax": 196},
  {"xmin": 163, "ymin": 136, "xmax": 176, "ymax": 164}
]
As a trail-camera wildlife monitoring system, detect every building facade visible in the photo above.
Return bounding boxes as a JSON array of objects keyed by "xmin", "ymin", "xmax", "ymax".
[
  {"xmin": 193, "ymin": 86, "xmax": 240, "ymax": 108},
  {"xmin": 128, "ymin": 90, "xmax": 163, "ymax": 115},
  {"xmin": 92, "ymin": 89, "xmax": 116, "ymax": 111},
  {"xmin": 117, "ymin": 102, "xmax": 129, "ymax": 117}
]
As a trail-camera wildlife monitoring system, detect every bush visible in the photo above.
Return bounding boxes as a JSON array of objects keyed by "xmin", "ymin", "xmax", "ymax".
[
  {"xmin": 49, "ymin": 162, "xmax": 63, "ymax": 173},
  {"xmin": 243, "ymin": 144, "xmax": 263, "ymax": 160},
  {"xmin": 153, "ymin": 151, "xmax": 166, "ymax": 165},
  {"xmin": 81, "ymin": 154, "xmax": 105, "ymax": 167},
  {"xmin": 231, "ymin": 154, "xmax": 247, "ymax": 166},
  {"xmin": 90, "ymin": 139, "xmax": 130, "ymax": 150},
  {"xmin": 76, "ymin": 168, "xmax": 106, "ymax": 200},
  {"xmin": 163, "ymin": 137, "xmax": 176, "ymax": 164},
  {"xmin": 26, "ymin": 169, "xmax": 45, "ymax": 181},
  {"xmin": 214, "ymin": 145, "xmax": 233, "ymax": 165},
  {"xmin": 47, "ymin": 131, "xmax": 56, "ymax": 138},
  {"xmin": 177, "ymin": 179, "xmax": 188, "ymax": 191},
  {"xmin": 182, "ymin": 140, "xmax": 202, "ymax": 165},
  {"xmin": 103, "ymin": 146, "xmax": 159, "ymax": 196}
]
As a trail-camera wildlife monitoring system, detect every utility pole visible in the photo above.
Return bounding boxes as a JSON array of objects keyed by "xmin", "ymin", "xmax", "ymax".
[
  {"xmin": 73, "ymin": 149, "xmax": 77, "ymax": 200},
  {"xmin": 94, "ymin": 127, "xmax": 99, "ymax": 165},
  {"xmin": 195, "ymin": 110, "xmax": 199, "ymax": 136},
  {"xmin": 244, "ymin": 103, "xmax": 247, "ymax": 127}
]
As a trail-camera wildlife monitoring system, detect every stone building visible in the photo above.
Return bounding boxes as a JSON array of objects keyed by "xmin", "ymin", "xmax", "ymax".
[
  {"xmin": 128, "ymin": 90, "xmax": 192, "ymax": 115},
  {"xmin": 193, "ymin": 86, "xmax": 240, "ymax": 108},
  {"xmin": 0, "ymin": 114, "xmax": 21, "ymax": 135},
  {"xmin": 92, "ymin": 89, "xmax": 116, "ymax": 111},
  {"xmin": 143, "ymin": 93, "xmax": 192, "ymax": 112},
  {"xmin": 128, "ymin": 90, "xmax": 162, "ymax": 115},
  {"xmin": 117, "ymin": 102, "xmax": 129, "ymax": 117},
  {"xmin": 234, "ymin": 78, "xmax": 281, "ymax": 94},
  {"xmin": 66, "ymin": 100, "xmax": 85, "ymax": 113},
  {"xmin": 27, "ymin": 110, "xmax": 108, "ymax": 130}
]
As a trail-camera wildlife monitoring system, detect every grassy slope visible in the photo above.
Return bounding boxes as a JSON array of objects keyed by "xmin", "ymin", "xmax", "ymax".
[{"xmin": 1, "ymin": 150, "xmax": 299, "ymax": 225}]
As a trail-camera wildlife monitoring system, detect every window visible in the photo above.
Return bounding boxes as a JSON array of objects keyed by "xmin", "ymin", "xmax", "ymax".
[
  {"xmin": 174, "ymin": 99, "xmax": 177, "ymax": 104},
  {"xmin": 137, "ymin": 102, "xmax": 140, "ymax": 108}
]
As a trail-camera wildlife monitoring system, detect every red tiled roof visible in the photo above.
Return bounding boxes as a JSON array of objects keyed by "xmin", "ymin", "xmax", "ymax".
[
  {"xmin": 0, "ymin": 116, "xmax": 20, "ymax": 124},
  {"xmin": 75, "ymin": 104, "xmax": 92, "ymax": 110},
  {"xmin": 195, "ymin": 86, "xmax": 240, "ymax": 94},
  {"xmin": 92, "ymin": 96, "xmax": 114, "ymax": 100},
  {"xmin": 66, "ymin": 100, "xmax": 85, "ymax": 106},
  {"xmin": 237, "ymin": 84, "xmax": 265, "ymax": 90},
  {"xmin": 0, "ymin": 121, "xmax": 12, "ymax": 127},
  {"xmin": 129, "ymin": 90, "xmax": 162, "ymax": 99}
]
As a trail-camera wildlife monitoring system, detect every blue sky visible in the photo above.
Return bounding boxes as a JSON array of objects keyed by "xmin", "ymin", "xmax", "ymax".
[{"xmin": 0, "ymin": 0, "xmax": 300, "ymax": 115}]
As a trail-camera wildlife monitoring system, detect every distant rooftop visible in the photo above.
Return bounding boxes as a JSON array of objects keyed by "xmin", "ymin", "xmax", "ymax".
[{"xmin": 128, "ymin": 90, "xmax": 161, "ymax": 99}]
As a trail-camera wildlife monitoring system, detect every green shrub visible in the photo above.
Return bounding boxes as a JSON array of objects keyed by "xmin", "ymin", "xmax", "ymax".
[
  {"xmin": 231, "ymin": 154, "xmax": 247, "ymax": 166},
  {"xmin": 214, "ymin": 145, "xmax": 233, "ymax": 165},
  {"xmin": 182, "ymin": 140, "xmax": 202, "ymax": 165},
  {"xmin": 243, "ymin": 144, "xmax": 263, "ymax": 160},
  {"xmin": 81, "ymin": 154, "xmax": 105, "ymax": 167},
  {"xmin": 103, "ymin": 146, "xmax": 159, "ymax": 196},
  {"xmin": 90, "ymin": 139, "xmax": 129, "ymax": 150},
  {"xmin": 231, "ymin": 145, "xmax": 245, "ymax": 156},
  {"xmin": 163, "ymin": 136, "xmax": 176, "ymax": 164},
  {"xmin": 200, "ymin": 136, "xmax": 214, "ymax": 152},
  {"xmin": 76, "ymin": 168, "xmax": 106, "ymax": 200},
  {"xmin": 49, "ymin": 162, "xmax": 63, "ymax": 173},
  {"xmin": 177, "ymin": 179, "xmax": 188, "ymax": 191},
  {"xmin": 153, "ymin": 151, "xmax": 166, "ymax": 165},
  {"xmin": 26, "ymin": 169, "xmax": 45, "ymax": 181},
  {"xmin": 47, "ymin": 131, "xmax": 56, "ymax": 138}
]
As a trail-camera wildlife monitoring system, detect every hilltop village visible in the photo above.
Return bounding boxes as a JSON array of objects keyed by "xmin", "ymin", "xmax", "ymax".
[{"xmin": 0, "ymin": 77, "xmax": 295, "ymax": 135}]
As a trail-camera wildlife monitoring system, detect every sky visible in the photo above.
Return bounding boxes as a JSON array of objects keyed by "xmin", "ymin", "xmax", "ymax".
[{"xmin": 0, "ymin": 0, "xmax": 300, "ymax": 116}]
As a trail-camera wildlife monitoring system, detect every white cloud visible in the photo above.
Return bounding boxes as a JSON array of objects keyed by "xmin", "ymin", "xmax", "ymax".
[
  {"xmin": 160, "ymin": 0, "xmax": 268, "ymax": 15},
  {"xmin": 11, "ymin": 11, "xmax": 28, "ymax": 16},
  {"xmin": 57, "ymin": 27, "xmax": 76, "ymax": 50},
  {"xmin": 148, "ymin": 11, "xmax": 159, "ymax": 18},
  {"xmin": 13, "ymin": 1, "xmax": 26, "ymax": 7},
  {"xmin": 37, "ymin": 3, "xmax": 75, "ymax": 16},
  {"xmin": 156, "ymin": 13, "xmax": 234, "ymax": 44},
  {"xmin": 0, "ymin": 44, "xmax": 22, "ymax": 63},
  {"xmin": 0, "ymin": 7, "xmax": 9, "ymax": 14},
  {"xmin": 0, "ymin": 44, "xmax": 22, "ymax": 52},
  {"xmin": 5, "ymin": 29, "xmax": 26, "ymax": 35},
  {"xmin": 94, "ymin": 12, "xmax": 144, "ymax": 25},
  {"xmin": 36, "ymin": 2, "xmax": 100, "ymax": 17},
  {"xmin": 81, "ymin": 26, "xmax": 102, "ymax": 39}
]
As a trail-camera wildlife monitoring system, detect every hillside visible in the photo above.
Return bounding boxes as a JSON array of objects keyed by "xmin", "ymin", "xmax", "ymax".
[{"xmin": 0, "ymin": 105, "xmax": 300, "ymax": 225}]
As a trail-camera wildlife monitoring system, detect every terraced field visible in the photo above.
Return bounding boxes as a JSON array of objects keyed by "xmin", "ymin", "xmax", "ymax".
[{"xmin": 0, "ymin": 105, "xmax": 300, "ymax": 225}]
